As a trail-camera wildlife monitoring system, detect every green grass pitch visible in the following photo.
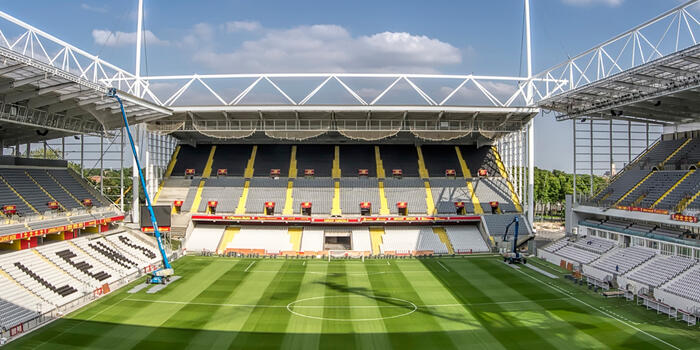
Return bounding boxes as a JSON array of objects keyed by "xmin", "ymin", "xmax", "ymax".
[{"xmin": 6, "ymin": 256, "xmax": 699, "ymax": 349}]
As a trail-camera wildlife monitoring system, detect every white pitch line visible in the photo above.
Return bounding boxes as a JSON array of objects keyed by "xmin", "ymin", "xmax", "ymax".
[
  {"xmin": 387, "ymin": 260, "xmax": 390, "ymax": 266},
  {"xmin": 436, "ymin": 260, "xmax": 449, "ymax": 272},
  {"xmin": 513, "ymin": 266, "xmax": 682, "ymax": 350},
  {"xmin": 244, "ymin": 261, "xmax": 256, "ymax": 272}
]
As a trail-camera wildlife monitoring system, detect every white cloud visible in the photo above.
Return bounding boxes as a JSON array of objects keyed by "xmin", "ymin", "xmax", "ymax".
[
  {"xmin": 92, "ymin": 29, "xmax": 169, "ymax": 47},
  {"xmin": 562, "ymin": 0, "xmax": 623, "ymax": 6},
  {"xmin": 189, "ymin": 24, "xmax": 462, "ymax": 73},
  {"xmin": 225, "ymin": 21, "xmax": 262, "ymax": 33},
  {"xmin": 182, "ymin": 23, "xmax": 215, "ymax": 48},
  {"xmin": 81, "ymin": 3, "xmax": 108, "ymax": 13}
]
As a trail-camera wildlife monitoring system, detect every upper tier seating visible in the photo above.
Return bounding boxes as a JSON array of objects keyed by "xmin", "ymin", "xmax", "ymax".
[
  {"xmin": 380, "ymin": 227, "xmax": 420, "ymax": 254},
  {"xmin": 618, "ymin": 171, "xmax": 686, "ymax": 207},
  {"xmin": 198, "ymin": 177, "xmax": 246, "ymax": 213},
  {"xmin": 171, "ymin": 145, "xmax": 212, "ymax": 176},
  {"xmin": 430, "ymin": 179, "xmax": 474, "ymax": 214},
  {"xmin": 446, "ymin": 225, "xmax": 489, "ymax": 253},
  {"xmin": 339, "ymin": 178, "xmax": 380, "ymax": 214},
  {"xmin": 654, "ymin": 170, "xmax": 700, "ymax": 210},
  {"xmin": 633, "ymin": 138, "xmax": 685, "ymax": 170},
  {"xmin": 47, "ymin": 169, "xmax": 104, "ymax": 206},
  {"xmin": 252, "ymin": 145, "xmax": 291, "ymax": 177},
  {"xmin": 154, "ymin": 178, "xmax": 194, "ymax": 206},
  {"xmin": 662, "ymin": 265, "xmax": 700, "ymax": 303},
  {"xmin": 226, "ymin": 226, "xmax": 292, "ymax": 253},
  {"xmin": 380, "ymin": 145, "xmax": 419, "ymax": 177},
  {"xmin": 482, "ymin": 214, "xmax": 532, "ymax": 237},
  {"xmin": 421, "ymin": 145, "xmax": 463, "ymax": 177},
  {"xmin": 383, "ymin": 178, "xmax": 428, "ymax": 214},
  {"xmin": 591, "ymin": 246, "xmax": 656, "ymax": 275},
  {"xmin": 245, "ymin": 177, "xmax": 288, "ymax": 214},
  {"xmin": 27, "ymin": 169, "xmax": 82, "ymax": 210},
  {"xmin": 416, "ymin": 227, "xmax": 449, "ymax": 254},
  {"xmin": 459, "ymin": 146, "xmax": 500, "ymax": 177},
  {"xmin": 662, "ymin": 138, "xmax": 700, "ymax": 170},
  {"xmin": 627, "ymin": 255, "xmax": 696, "ymax": 288},
  {"xmin": 0, "ymin": 178, "xmax": 35, "ymax": 216},
  {"xmin": 292, "ymin": 178, "xmax": 334, "ymax": 215},
  {"xmin": 592, "ymin": 169, "xmax": 650, "ymax": 203},
  {"xmin": 210, "ymin": 145, "xmax": 252, "ymax": 177},
  {"xmin": 0, "ymin": 169, "xmax": 54, "ymax": 213},
  {"xmin": 339, "ymin": 145, "xmax": 376, "ymax": 177},
  {"xmin": 296, "ymin": 145, "xmax": 334, "ymax": 177}
]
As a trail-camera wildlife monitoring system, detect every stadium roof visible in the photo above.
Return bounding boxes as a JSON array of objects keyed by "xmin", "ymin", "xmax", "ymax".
[{"xmin": 538, "ymin": 45, "xmax": 700, "ymax": 125}]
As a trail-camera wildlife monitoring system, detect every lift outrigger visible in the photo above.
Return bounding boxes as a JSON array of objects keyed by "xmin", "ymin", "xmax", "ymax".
[
  {"xmin": 108, "ymin": 88, "xmax": 173, "ymax": 284},
  {"xmin": 502, "ymin": 216, "xmax": 527, "ymax": 264}
]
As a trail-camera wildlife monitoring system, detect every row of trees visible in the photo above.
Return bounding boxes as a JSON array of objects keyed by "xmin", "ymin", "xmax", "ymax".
[{"xmin": 532, "ymin": 167, "xmax": 608, "ymax": 217}]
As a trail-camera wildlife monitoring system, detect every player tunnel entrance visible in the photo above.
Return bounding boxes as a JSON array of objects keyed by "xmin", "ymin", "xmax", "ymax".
[{"xmin": 324, "ymin": 230, "xmax": 352, "ymax": 250}]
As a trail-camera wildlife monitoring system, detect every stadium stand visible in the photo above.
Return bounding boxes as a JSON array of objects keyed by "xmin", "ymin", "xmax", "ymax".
[
  {"xmin": 591, "ymin": 246, "xmax": 656, "ymax": 275},
  {"xmin": 252, "ymin": 145, "xmax": 291, "ymax": 177},
  {"xmin": 0, "ymin": 169, "xmax": 56, "ymax": 213},
  {"xmin": 300, "ymin": 227, "xmax": 324, "ymax": 252},
  {"xmin": 226, "ymin": 226, "xmax": 292, "ymax": 254},
  {"xmin": 654, "ymin": 170, "xmax": 700, "ymax": 210},
  {"xmin": 661, "ymin": 265, "xmax": 700, "ymax": 303},
  {"xmin": 0, "ymin": 177, "xmax": 36, "ymax": 217},
  {"xmin": 292, "ymin": 178, "xmax": 334, "ymax": 215},
  {"xmin": 197, "ymin": 177, "xmax": 246, "ymax": 213},
  {"xmin": 245, "ymin": 177, "xmax": 288, "ymax": 214},
  {"xmin": 339, "ymin": 178, "xmax": 381, "ymax": 215},
  {"xmin": 0, "ymin": 276, "xmax": 49, "ymax": 329},
  {"xmin": 553, "ymin": 245, "xmax": 601, "ymax": 264},
  {"xmin": 592, "ymin": 169, "xmax": 651, "ymax": 204},
  {"xmin": 618, "ymin": 171, "xmax": 686, "ymax": 207},
  {"xmin": 429, "ymin": 179, "xmax": 474, "ymax": 214},
  {"xmin": 634, "ymin": 138, "xmax": 686, "ymax": 169},
  {"xmin": 296, "ymin": 145, "xmax": 334, "ymax": 177},
  {"xmin": 626, "ymin": 255, "xmax": 696, "ymax": 288},
  {"xmin": 338, "ymin": 145, "xmax": 376, "ymax": 177},
  {"xmin": 471, "ymin": 178, "xmax": 516, "ymax": 212},
  {"xmin": 383, "ymin": 178, "xmax": 428, "ymax": 214},
  {"xmin": 482, "ymin": 214, "xmax": 532, "ymax": 237},
  {"xmin": 459, "ymin": 146, "xmax": 499, "ymax": 177},
  {"xmin": 379, "ymin": 145, "xmax": 419, "ymax": 177},
  {"xmin": 185, "ymin": 224, "xmax": 226, "ymax": 253},
  {"xmin": 351, "ymin": 228, "xmax": 371, "ymax": 251},
  {"xmin": 415, "ymin": 227, "xmax": 449, "ymax": 254},
  {"xmin": 380, "ymin": 227, "xmax": 420, "ymax": 254},
  {"xmin": 47, "ymin": 169, "xmax": 105, "ymax": 206},
  {"xmin": 209, "ymin": 145, "xmax": 252, "ymax": 176},
  {"xmin": 171, "ymin": 145, "xmax": 212, "ymax": 176},
  {"xmin": 663, "ymin": 138, "xmax": 699, "ymax": 170},
  {"xmin": 543, "ymin": 239, "xmax": 569, "ymax": 253},
  {"xmin": 445, "ymin": 225, "xmax": 489, "ymax": 253},
  {"xmin": 154, "ymin": 178, "xmax": 194, "ymax": 206},
  {"xmin": 421, "ymin": 145, "xmax": 463, "ymax": 177},
  {"xmin": 26, "ymin": 169, "xmax": 83, "ymax": 210},
  {"xmin": 572, "ymin": 237, "xmax": 615, "ymax": 254}
]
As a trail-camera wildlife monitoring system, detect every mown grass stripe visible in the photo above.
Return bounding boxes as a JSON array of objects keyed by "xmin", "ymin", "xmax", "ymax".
[
  {"xmin": 280, "ymin": 260, "xmax": 328, "ymax": 350},
  {"xmin": 319, "ymin": 261, "xmax": 356, "ymax": 349},
  {"xmin": 346, "ymin": 261, "xmax": 393, "ymax": 349}
]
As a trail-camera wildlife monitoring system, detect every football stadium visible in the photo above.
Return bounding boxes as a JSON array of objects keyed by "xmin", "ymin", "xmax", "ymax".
[{"xmin": 0, "ymin": 0, "xmax": 699, "ymax": 349}]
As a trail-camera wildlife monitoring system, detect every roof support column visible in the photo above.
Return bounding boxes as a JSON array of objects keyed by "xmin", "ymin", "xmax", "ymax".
[{"xmin": 573, "ymin": 119, "xmax": 577, "ymax": 203}]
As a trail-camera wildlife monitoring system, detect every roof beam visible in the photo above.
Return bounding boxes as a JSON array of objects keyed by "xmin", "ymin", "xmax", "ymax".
[
  {"xmin": 27, "ymin": 90, "xmax": 86, "ymax": 109},
  {"xmin": 0, "ymin": 74, "xmax": 46, "ymax": 93},
  {"xmin": 4, "ymin": 82, "xmax": 75, "ymax": 104}
]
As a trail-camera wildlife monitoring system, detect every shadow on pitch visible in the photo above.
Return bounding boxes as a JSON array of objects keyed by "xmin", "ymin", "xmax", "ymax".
[{"xmin": 315, "ymin": 280, "xmax": 472, "ymax": 325}]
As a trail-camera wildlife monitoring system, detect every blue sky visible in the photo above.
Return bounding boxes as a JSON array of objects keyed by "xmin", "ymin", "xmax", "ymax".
[{"xmin": 1, "ymin": 0, "xmax": 696, "ymax": 171}]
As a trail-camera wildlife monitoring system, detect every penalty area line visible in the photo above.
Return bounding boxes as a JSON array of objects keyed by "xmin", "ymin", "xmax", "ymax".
[
  {"xmin": 244, "ymin": 261, "xmax": 256, "ymax": 272},
  {"xmin": 513, "ymin": 266, "xmax": 682, "ymax": 350},
  {"xmin": 436, "ymin": 260, "xmax": 449, "ymax": 272}
]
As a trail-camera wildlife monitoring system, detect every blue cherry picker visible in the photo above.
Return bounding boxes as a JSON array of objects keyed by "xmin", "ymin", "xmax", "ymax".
[
  {"xmin": 501, "ymin": 216, "xmax": 527, "ymax": 264},
  {"xmin": 108, "ymin": 88, "xmax": 174, "ymax": 284}
]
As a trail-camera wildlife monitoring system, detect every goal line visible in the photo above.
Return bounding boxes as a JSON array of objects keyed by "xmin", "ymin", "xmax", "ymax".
[{"xmin": 328, "ymin": 250, "xmax": 366, "ymax": 262}]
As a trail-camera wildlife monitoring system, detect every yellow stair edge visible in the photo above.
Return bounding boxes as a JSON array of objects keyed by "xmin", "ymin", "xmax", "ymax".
[
  {"xmin": 25, "ymin": 171, "xmax": 67, "ymax": 211},
  {"xmin": 614, "ymin": 170, "xmax": 655, "ymax": 206},
  {"xmin": 243, "ymin": 146, "xmax": 257, "ymax": 178},
  {"xmin": 678, "ymin": 189, "xmax": 700, "ymax": 212},
  {"xmin": 455, "ymin": 146, "xmax": 472, "ymax": 178},
  {"xmin": 652, "ymin": 170, "xmax": 695, "ymax": 208},
  {"xmin": 32, "ymin": 249, "xmax": 71, "ymax": 277},
  {"xmin": 235, "ymin": 180, "xmax": 250, "ymax": 214},
  {"xmin": 378, "ymin": 181, "xmax": 391, "ymax": 215},
  {"xmin": 416, "ymin": 146, "xmax": 430, "ymax": 179},
  {"xmin": 46, "ymin": 171, "xmax": 83, "ymax": 206},
  {"xmin": 217, "ymin": 227, "xmax": 240, "ymax": 254},
  {"xmin": 288, "ymin": 227, "xmax": 303, "ymax": 251},
  {"xmin": 288, "ymin": 145, "xmax": 297, "ymax": 179},
  {"xmin": 154, "ymin": 145, "xmax": 181, "ymax": 202},
  {"xmin": 331, "ymin": 181, "xmax": 342, "ymax": 216},
  {"xmin": 0, "ymin": 175, "xmax": 39, "ymax": 215},
  {"xmin": 456, "ymin": 146, "xmax": 483, "ymax": 214},
  {"xmin": 189, "ymin": 180, "xmax": 207, "ymax": 213},
  {"xmin": 423, "ymin": 180, "xmax": 436, "ymax": 215},
  {"xmin": 433, "ymin": 227, "xmax": 454, "ymax": 254},
  {"xmin": 369, "ymin": 227, "xmax": 385, "ymax": 255},
  {"xmin": 201, "ymin": 145, "xmax": 217, "ymax": 178},
  {"xmin": 659, "ymin": 138, "xmax": 692, "ymax": 169},
  {"xmin": 282, "ymin": 180, "xmax": 295, "ymax": 215},
  {"xmin": 0, "ymin": 266, "xmax": 45, "ymax": 302},
  {"xmin": 374, "ymin": 146, "xmax": 386, "ymax": 179},
  {"xmin": 491, "ymin": 146, "xmax": 523, "ymax": 212},
  {"xmin": 332, "ymin": 145, "xmax": 341, "ymax": 178}
]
